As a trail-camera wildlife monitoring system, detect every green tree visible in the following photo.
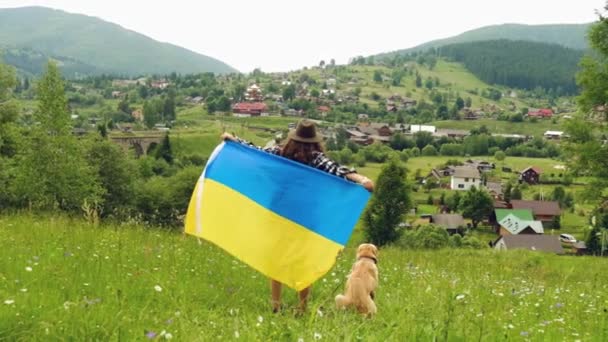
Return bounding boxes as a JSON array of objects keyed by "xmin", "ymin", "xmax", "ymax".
[
  {"xmin": 363, "ymin": 159, "xmax": 411, "ymax": 246},
  {"xmin": 35, "ymin": 62, "xmax": 70, "ymax": 135},
  {"xmin": 494, "ymin": 150, "xmax": 506, "ymax": 162},
  {"xmin": 13, "ymin": 62, "xmax": 102, "ymax": 211},
  {"xmin": 421, "ymin": 144, "xmax": 438, "ymax": 156},
  {"xmin": 465, "ymin": 97, "xmax": 472, "ymax": 108},
  {"xmin": 503, "ymin": 182, "xmax": 513, "ymax": 203},
  {"xmin": 154, "ymin": 134, "xmax": 174, "ymax": 164},
  {"xmin": 459, "ymin": 186, "xmax": 493, "ymax": 228},
  {"xmin": 577, "ymin": 3, "xmax": 608, "ymax": 114},
  {"xmin": 282, "ymin": 84, "xmax": 296, "ymax": 101},
  {"xmin": 455, "ymin": 97, "xmax": 465, "ymax": 110},
  {"xmin": 415, "ymin": 74, "xmax": 422, "ymax": 88},
  {"xmin": 84, "ymin": 137, "xmax": 136, "ymax": 217},
  {"xmin": 373, "ymin": 70, "xmax": 383, "ymax": 83}
]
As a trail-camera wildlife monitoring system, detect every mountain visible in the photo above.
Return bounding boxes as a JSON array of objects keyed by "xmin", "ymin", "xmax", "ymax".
[
  {"xmin": 0, "ymin": 6, "xmax": 238, "ymax": 76},
  {"xmin": 377, "ymin": 23, "xmax": 592, "ymax": 59},
  {"xmin": 436, "ymin": 40, "xmax": 583, "ymax": 94}
]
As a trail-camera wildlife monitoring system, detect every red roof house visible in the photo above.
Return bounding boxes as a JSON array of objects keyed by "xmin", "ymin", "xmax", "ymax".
[
  {"xmin": 527, "ymin": 108, "xmax": 553, "ymax": 118},
  {"xmin": 232, "ymin": 102, "xmax": 268, "ymax": 116},
  {"xmin": 318, "ymin": 106, "xmax": 331, "ymax": 113}
]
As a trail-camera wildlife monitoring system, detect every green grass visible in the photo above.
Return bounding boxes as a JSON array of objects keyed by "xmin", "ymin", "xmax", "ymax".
[
  {"xmin": 432, "ymin": 118, "xmax": 563, "ymax": 137},
  {"xmin": 2, "ymin": 215, "xmax": 608, "ymax": 340}
]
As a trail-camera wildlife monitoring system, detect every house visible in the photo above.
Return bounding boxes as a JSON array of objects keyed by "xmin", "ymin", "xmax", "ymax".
[
  {"xmin": 498, "ymin": 214, "xmax": 544, "ymax": 236},
  {"xmin": 491, "ymin": 208, "xmax": 534, "ymax": 230},
  {"xmin": 486, "ymin": 181, "xmax": 503, "ymax": 200},
  {"xmin": 519, "ymin": 166, "xmax": 541, "ymax": 184},
  {"xmin": 465, "ymin": 159, "xmax": 495, "ymax": 172},
  {"xmin": 527, "ymin": 108, "xmax": 553, "ymax": 118},
  {"xmin": 245, "ymin": 84, "xmax": 264, "ymax": 102},
  {"xmin": 370, "ymin": 123, "xmax": 392, "ymax": 136},
  {"xmin": 463, "ymin": 108, "xmax": 480, "ymax": 120},
  {"xmin": 409, "ymin": 125, "xmax": 436, "ymax": 134},
  {"xmin": 430, "ymin": 214, "xmax": 466, "ymax": 235},
  {"xmin": 493, "ymin": 235, "xmax": 564, "ymax": 254},
  {"xmin": 111, "ymin": 91, "xmax": 123, "ymax": 98},
  {"xmin": 131, "ymin": 109, "xmax": 143, "ymax": 122},
  {"xmin": 434, "ymin": 129, "xmax": 469, "ymax": 139},
  {"xmin": 450, "ymin": 166, "xmax": 482, "ymax": 191},
  {"xmin": 317, "ymin": 106, "xmax": 331, "ymax": 115},
  {"xmin": 544, "ymin": 131, "xmax": 565, "ymax": 140},
  {"xmin": 402, "ymin": 97, "xmax": 417, "ymax": 108},
  {"xmin": 358, "ymin": 114, "xmax": 369, "ymax": 121},
  {"xmin": 510, "ymin": 200, "xmax": 561, "ymax": 228},
  {"xmin": 284, "ymin": 108, "xmax": 303, "ymax": 117},
  {"xmin": 151, "ymin": 80, "xmax": 170, "ymax": 89},
  {"xmin": 232, "ymin": 102, "xmax": 268, "ymax": 116}
]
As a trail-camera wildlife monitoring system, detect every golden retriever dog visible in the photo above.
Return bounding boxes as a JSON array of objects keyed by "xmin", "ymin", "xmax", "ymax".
[{"xmin": 335, "ymin": 243, "xmax": 378, "ymax": 316}]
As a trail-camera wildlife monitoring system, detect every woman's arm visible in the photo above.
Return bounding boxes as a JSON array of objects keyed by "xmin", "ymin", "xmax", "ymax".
[
  {"xmin": 346, "ymin": 173, "xmax": 374, "ymax": 192},
  {"xmin": 311, "ymin": 152, "xmax": 374, "ymax": 192},
  {"xmin": 220, "ymin": 132, "xmax": 280, "ymax": 155}
]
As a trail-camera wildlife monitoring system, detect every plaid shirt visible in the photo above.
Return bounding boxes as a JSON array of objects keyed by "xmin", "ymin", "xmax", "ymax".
[{"xmin": 236, "ymin": 139, "xmax": 356, "ymax": 180}]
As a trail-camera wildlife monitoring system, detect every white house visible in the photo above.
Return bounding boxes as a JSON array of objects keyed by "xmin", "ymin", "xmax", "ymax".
[
  {"xmin": 409, "ymin": 125, "xmax": 436, "ymax": 133},
  {"xmin": 544, "ymin": 131, "xmax": 564, "ymax": 140},
  {"xmin": 450, "ymin": 167, "xmax": 482, "ymax": 191}
]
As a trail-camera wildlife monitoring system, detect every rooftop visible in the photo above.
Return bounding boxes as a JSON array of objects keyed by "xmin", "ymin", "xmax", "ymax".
[
  {"xmin": 495, "ymin": 209, "xmax": 534, "ymax": 223},
  {"xmin": 452, "ymin": 166, "xmax": 481, "ymax": 179},
  {"xmin": 431, "ymin": 214, "xmax": 465, "ymax": 229},
  {"xmin": 511, "ymin": 200, "xmax": 561, "ymax": 217},
  {"xmin": 499, "ymin": 214, "xmax": 544, "ymax": 235},
  {"xmin": 497, "ymin": 235, "xmax": 564, "ymax": 254}
]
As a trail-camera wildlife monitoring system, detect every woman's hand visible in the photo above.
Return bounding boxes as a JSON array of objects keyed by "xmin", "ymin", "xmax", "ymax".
[
  {"xmin": 220, "ymin": 132, "xmax": 236, "ymax": 141},
  {"xmin": 347, "ymin": 173, "xmax": 374, "ymax": 192},
  {"xmin": 360, "ymin": 178, "xmax": 374, "ymax": 192}
]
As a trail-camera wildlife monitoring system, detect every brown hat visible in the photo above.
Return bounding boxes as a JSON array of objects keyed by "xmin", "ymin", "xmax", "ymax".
[{"xmin": 287, "ymin": 119, "xmax": 323, "ymax": 143}]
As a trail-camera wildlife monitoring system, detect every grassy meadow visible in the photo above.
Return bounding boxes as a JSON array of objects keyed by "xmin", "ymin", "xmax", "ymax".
[{"xmin": 1, "ymin": 215, "xmax": 608, "ymax": 341}]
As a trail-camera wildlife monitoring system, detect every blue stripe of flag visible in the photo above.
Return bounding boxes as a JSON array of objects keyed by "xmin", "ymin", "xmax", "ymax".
[{"xmin": 204, "ymin": 141, "xmax": 370, "ymax": 245}]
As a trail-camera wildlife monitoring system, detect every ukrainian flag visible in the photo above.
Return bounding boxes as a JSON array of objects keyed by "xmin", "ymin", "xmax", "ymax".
[{"xmin": 185, "ymin": 141, "xmax": 370, "ymax": 290}]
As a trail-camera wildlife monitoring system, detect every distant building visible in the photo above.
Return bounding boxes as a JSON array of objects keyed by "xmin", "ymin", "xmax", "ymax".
[
  {"xmin": 510, "ymin": 200, "xmax": 561, "ymax": 228},
  {"xmin": 527, "ymin": 108, "xmax": 553, "ymax": 118},
  {"xmin": 450, "ymin": 167, "xmax": 482, "ymax": 191},
  {"xmin": 131, "ymin": 109, "xmax": 144, "ymax": 122},
  {"xmin": 409, "ymin": 125, "xmax": 436, "ymax": 133},
  {"xmin": 151, "ymin": 80, "xmax": 170, "ymax": 90},
  {"xmin": 519, "ymin": 166, "xmax": 541, "ymax": 184},
  {"xmin": 430, "ymin": 214, "xmax": 466, "ymax": 235},
  {"xmin": 544, "ymin": 131, "xmax": 565, "ymax": 140},
  {"xmin": 245, "ymin": 84, "xmax": 264, "ymax": 102},
  {"xmin": 498, "ymin": 214, "xmax": 544, "ymax": 236},
  {"xmin": 493, "ymin": 235, "xmax": 564, "ymax": 254},
  {"xmin": 232, "ymin": 102, "xmax": 268, "ymax": 116}
]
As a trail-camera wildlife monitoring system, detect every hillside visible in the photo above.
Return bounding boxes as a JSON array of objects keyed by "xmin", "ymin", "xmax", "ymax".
[
  {"xmin": 2, "ymin": 47, "xmax": 101, "ymax": 78},
  {"xmin": 437, "ymin": 40, "xmax": 583, "ymax": 94},
  {"xmin": 376, "ymin": 23, "xmax": 591, "ymax": 59},
  {"xmin": 0, "ymin": 6, "xmax": 238, "ymax": 76}
]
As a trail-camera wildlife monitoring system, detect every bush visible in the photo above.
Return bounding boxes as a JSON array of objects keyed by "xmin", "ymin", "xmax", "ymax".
[
  {"xmin": 398, "ymin": 225, "xmax": 450, "ymax": 249},
  {"xmin": 135, "ymin": 166, "xmax": 200, "ymax": 226},
  {"xmin": 440, "ymin": 143, "xmax": 464, "ymax": 156},
  {"xmin": 421, "ymin": 144, "xmax": 438, "ymax": 156}
]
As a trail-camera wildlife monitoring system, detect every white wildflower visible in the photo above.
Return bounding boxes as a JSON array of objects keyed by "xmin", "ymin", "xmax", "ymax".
[
  {"xmin": 4, "ymin": 299, "xmax": 15, "ymax": 305},
  {"xmin": 297, "ymin": 338, "xmax": 304, "ymax": 342},
  {"xmin": 257, "ymin": 315, "xmax": 263, "ymax": 323},
  {"xmin": 154, "ymin": 285, "xmax": 163, "ymax": 292},
  {"xmin": 234, "ymin": 331, "xmax": 240, "ymax": 338},
  {"xmin": 164, "ymin": 333, "xmax": 173, "ymax": 340},
  {"xmin": 456, "ymin": 294, "xmax": 465, "ymax": 301},
  {"xmin": 313, "ymin": 332, "xmax": 322, "ymax": 340},
  {"xmin": 20, "ymin": 288, "xmax": 27, "ymax": 292},
  {"xmin": 25, "ymin": 267, "xmax": 32, "ymax": 272},
  {"xmin": 508, "ymin": 324, "xmax": 514, "ymax": 329}
]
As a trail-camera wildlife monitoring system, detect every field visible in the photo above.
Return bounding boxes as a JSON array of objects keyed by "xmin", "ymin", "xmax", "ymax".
[
  {"xmin": 1, "ymin": 215, "xmax": 608, "ymax": 340},
  {"xmin": 432, "ymin": 118, "xmax": 564, "ymax": 137}
]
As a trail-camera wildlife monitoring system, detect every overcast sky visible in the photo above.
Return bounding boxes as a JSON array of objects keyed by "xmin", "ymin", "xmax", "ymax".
[{"xmin": 0, "ymin": 0, "xmax": 603, "ymax": 72}]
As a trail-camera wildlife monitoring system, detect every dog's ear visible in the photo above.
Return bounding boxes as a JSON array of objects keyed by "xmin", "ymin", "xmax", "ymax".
[{"xmin": 372, "ymin": 245, "xmax": 379, "ymax": 258}]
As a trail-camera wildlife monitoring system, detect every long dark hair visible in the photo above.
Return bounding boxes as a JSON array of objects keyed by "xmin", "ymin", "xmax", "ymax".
[{"xmin": 280, "ymin": 139, "xmax": 325, "ymax": 164}]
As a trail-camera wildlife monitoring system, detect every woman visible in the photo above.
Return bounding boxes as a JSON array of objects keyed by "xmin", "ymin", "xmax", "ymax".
[{"xmin": 221, "ymin": 119, "xmax": 374, "ymax": 313}]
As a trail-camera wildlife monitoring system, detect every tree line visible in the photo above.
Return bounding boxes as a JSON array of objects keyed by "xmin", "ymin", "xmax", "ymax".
[{"xmin": 436, "ymin": 40, "xmax": 583, "ymax": 95}]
